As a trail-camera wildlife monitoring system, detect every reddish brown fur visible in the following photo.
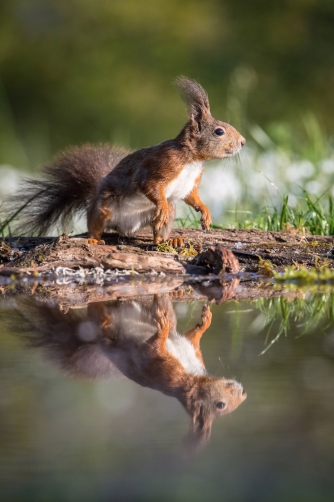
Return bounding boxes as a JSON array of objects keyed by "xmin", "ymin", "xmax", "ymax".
[
  {"xmin": 91, "ymin": 79, "xmax": 245, "ymax": 242},
  {"xmin": 74, "ymin": 297, "xmax": 247, "ymax": 452},
  {"xmin": 1, "ymin": 77, "xmax": 245, "ymax": 243},
  {"xmin": 9, "ymin": 295, "xmax": 247, "ymax": 450},
  {"xmin": 95, "ymin": 297, "xmax": 247, "ymax": 448},
  {"xmin": 184, "ymin": 172, "xmax": 212, "ymax": 229}
]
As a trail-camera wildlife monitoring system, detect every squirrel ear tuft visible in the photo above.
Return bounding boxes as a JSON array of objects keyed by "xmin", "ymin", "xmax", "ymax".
[
  {"xmin": 186, "ymin": 403, "xmax": 213, "ymax": 453},
  {"xmin": 174, "ymin": 76, "xmax": 211, "ymax": 122}
]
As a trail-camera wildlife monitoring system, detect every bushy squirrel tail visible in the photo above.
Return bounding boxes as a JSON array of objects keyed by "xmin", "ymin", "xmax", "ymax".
[{"xmin": 1, "ymin": 144, "xmax": 128, "ymax": 236}]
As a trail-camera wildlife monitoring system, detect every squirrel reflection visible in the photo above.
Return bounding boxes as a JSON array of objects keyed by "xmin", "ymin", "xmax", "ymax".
[{"xmin": 12, "ymin": 294, "xmax": 247, "ymax": 449}]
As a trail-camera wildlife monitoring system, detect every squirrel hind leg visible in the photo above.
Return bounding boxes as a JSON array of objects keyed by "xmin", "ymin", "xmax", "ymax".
[{"xmin": 87, "ymin": 200, "xmax": 111, "ymax": 244}]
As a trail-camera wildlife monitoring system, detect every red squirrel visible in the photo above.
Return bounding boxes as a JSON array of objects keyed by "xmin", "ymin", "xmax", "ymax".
[
  {"xmin": 3, "ymin": 77, "xmax": 245, "ymax": 244},
  {"xmin": 8, "ymin": 295, "xmax": 247, "ymax": 449}
]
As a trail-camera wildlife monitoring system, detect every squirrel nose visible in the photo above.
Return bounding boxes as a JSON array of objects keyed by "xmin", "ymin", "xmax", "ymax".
[{"xmin": 240, "ymin": 137, "xmax": 246, "ymax": 147}]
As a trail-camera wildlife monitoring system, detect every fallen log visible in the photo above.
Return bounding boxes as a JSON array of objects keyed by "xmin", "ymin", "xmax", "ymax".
[
  {"xmin": 1, "ymin": 228, "xmax": 333, "ymax": 279},
  {"xmin": 4, "ymin": 274, "xmax": 300, "ymax": 309}
]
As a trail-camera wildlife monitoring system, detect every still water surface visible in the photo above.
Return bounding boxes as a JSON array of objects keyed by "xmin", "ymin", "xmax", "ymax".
[{"xmin": 1, "ymin": 286, "xmax": 334, "ymax": 501}]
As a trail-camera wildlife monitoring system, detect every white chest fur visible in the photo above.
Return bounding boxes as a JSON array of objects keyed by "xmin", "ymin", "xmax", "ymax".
[
  {"xmin": 166, "ymin": 333, "xmax": 207, "ymax": 376},
  {"xmin": 164, "ymin": 161, "xmax": 204, "ymax": 201}
]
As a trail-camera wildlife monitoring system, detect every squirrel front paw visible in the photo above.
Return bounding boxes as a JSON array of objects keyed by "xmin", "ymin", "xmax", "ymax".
[
  {"xmin": 201, "ymin": 304, "xmax": 212, "ymax": 326},
  {"xmin": 153, "ymin": 206, "xmax": 170, "ymax": 229},
  {"xmin": 200, "ymin": 209, "xmax": 212, "ymax": 231},
  {"xmin": 154, "ymin": 307, "xmax": 170, "ymax": 332},
  {"xmin": 167, "ymin": 236, "xmax": 185, "ymax": 248}
]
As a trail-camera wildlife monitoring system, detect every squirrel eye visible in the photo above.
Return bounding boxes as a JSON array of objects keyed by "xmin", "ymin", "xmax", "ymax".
[
  {"xmin": 214, "ymin": 128, "xmax": 225, "ymax": 136},
  {"xmin": 216, "ymin": 401, "xmax": 226, "ymax": 409}
]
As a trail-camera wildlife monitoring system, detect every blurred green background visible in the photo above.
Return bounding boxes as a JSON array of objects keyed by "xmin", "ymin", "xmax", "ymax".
[
  {"xmin": 1, "ymin": 0, "xmax": 334, "ymax": 227},
  {"xmin": 1, "ymin": 0, "xmax": 334, "ymax": 167}
]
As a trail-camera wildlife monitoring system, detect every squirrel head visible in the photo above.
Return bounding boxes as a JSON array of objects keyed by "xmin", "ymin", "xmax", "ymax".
[
  {"xmin": 185, "ymin": 376, "xmax": 247, "ymax": 450},
  {"xmin": 175, "ymin": 76, "xmax": 245, "ymax": 161}
]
